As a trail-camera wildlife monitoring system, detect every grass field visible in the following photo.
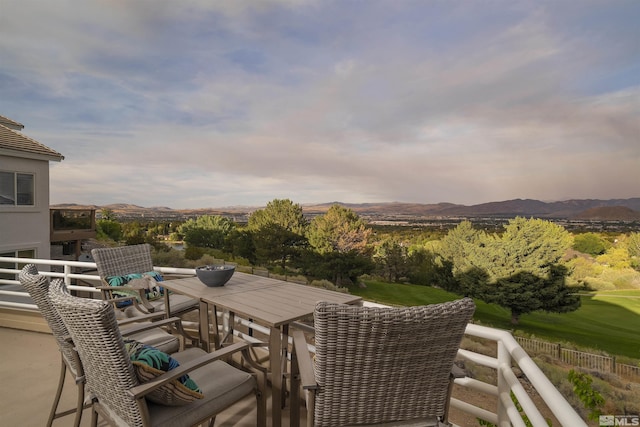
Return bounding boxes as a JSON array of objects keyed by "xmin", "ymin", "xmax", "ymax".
[{"xmin": 351, "ymin": 281, "xmax": 640, "ymax": 360}]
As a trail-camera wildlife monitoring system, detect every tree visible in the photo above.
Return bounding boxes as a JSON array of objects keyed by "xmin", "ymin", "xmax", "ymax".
[
  {"xmin": 307, "ymin": 205, "xmax": 371, "ymax": 254},
  {"xmin": 405, "ymin": 247, "xmax": 455, "ymax": 289},
  {"xmin": 253, "ymin": 223, "xmax": 307, "ymax": 270},
  {"xmin": 96, "ymin": 219, "xmax": 122, "ymax": 241},
  {"xmin": 573, "ymin": 232, "xmax": 611, "ymax": 256},
  {"xmin": 596, "ymin": 246, "xmax": 631, "ymax": 269},
  {"xmin": 100, "ymin": 208, "xmax": 116, "ymax": 220},
  {"xmin": 305, "ymin": 205, "xmax": 373, "ymax": 285},
  {"xmin": 626, "ymin": 232, "xmax": 640, "ymax": 271},
  {"xmin": 122, "ymin": 221, "xmax": 146, "ymax": 245},
  {"xmin": 302, "ymin": 250, "xmax": 374, "ymax": 286},
  {"xmin": 439, "ymin": 217, "xmax": 579, "ymax": 324},
  {"xmin": 178, "ymin": 215, "xmax": 235, "ymax": 238},
  {"xmin": 627, "ymin": 232, "xmax": 640, "ymax": 258},
  {"xmin": 485, "ymin": 265, "xmax": 580, "ymax": 324},
  {"xmin": 177, "ymin": 215, "xmax": 236, "ymax": 250},
  {"xmin": 247, "ymin": 199, "xmax": 307, "ymax": 234},
  {"xmin": 225, "ymin": 229, "xmax": 257, "ymax": 264},
  {"xmin": 485, "ymin": 217, "xmax": 572, "ymax": 281},
  {"xmin": 246, "ymin": 199, "xmax": 308, "ymax": 269},
  {"xmin": 374, "ymin": 238, "xmax": 409, "ymax": 282},
  {"xmin": 437, "ymin": 220, "xmax": 489, "ymax": 276},
  {"xmin": 184, "ymin": 228, "xmax": 225, "ymax": 249}
]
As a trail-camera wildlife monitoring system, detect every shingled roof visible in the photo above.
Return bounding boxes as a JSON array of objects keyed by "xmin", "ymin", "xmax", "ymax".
[
  {"xmin": 0, "ymin": 115, "xmax": 25, "ymax": 130},
  {"xmin": 0, "ymin": 121, "xmax": 64, "ymax": 162}
]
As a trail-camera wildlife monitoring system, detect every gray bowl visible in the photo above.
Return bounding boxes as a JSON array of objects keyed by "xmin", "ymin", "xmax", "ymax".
[{"xmin": 195, "ymin": 265, "xmax": 235, "ymax": 287}]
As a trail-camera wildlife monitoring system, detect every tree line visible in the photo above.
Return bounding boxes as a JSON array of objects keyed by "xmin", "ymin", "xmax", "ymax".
[{"xmin": 97, "ymin": 199, "xmax": 640, "ymax": 325}]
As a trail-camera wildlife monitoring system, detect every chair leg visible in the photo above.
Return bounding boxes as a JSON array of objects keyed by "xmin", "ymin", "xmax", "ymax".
[
  {"xmin": 72, "ymin": 377, "xmax": 86, "ymax": 427},
  {"xmin": 49, "ymin": 354, "xmax": 86, "ymax": 427},
  {"xmin": 91, "ymin": 406, "xmax": 99, "ymax": 427},
  {"xmin": 47, "ymin": 355, "xmax": 67, "ymax": 427}
]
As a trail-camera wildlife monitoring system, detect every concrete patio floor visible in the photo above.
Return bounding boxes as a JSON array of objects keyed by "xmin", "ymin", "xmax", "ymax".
[
  {"xmin": 0, "ymin": 325, "xmax": 491, "ymax": 427},
  {"xmin": 0, "ymin": 326, "xmax": 298, "ymax": 427}
]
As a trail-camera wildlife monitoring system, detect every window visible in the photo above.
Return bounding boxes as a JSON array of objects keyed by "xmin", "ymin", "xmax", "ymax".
[
  {"xmin": 0, "ymin": 171, "xmax": 35, "ymax": 206},
  {"xmin": 0, "ymin": 249, "xmax": 35, "ymax": 281}
]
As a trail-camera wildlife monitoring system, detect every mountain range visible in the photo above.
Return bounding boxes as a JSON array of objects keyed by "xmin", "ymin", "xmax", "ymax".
[{"xmin": 52, "ymin": 198, "xmax": 640, "ymax": 221}]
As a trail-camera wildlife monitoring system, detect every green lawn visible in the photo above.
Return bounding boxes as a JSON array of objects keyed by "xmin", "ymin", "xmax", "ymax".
[{"xmin": 351, "ymin": 281, "xmax": 640, "ymax": 360}]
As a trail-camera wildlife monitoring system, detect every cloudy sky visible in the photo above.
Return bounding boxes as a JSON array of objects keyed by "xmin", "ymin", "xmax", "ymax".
[{"xmin": 1, "ymin": 1, "xmax": 638, "ymax": 209}]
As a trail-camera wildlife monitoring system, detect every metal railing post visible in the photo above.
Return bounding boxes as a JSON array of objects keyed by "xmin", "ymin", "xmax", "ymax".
[
  {"xmin": 63, "ymin": 264, "xmax": 72, "ymax": 287},
  {"xmin": 497, "ymin": 340, "xmax": 511, "ymax": 427}
]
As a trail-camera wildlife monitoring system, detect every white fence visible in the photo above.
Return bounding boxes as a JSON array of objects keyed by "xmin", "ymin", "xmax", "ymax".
[{"xmin": 0, "ymin": 256, "xmax": 587, "ymax": 427}]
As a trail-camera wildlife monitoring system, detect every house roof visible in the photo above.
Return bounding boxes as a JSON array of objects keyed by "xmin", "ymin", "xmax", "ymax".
[
  {"xmin": 0, "ymin": 123, "xmax": 64, "ymax": 162},
  {"xmin": 0, "ymin": 115, "xmax": 24, "ymax": 130}
]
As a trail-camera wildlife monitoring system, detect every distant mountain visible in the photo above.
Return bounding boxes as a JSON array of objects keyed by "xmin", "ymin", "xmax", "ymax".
[
  {"xmin": 303, "ymin": 202, "xmax": 459, "ymax": 216},
  {"xmin": 572, "ymin": 206, "xmax": 640, "ymax": 221},
  {"xmin": 303, "ymin": 198, "xmax": 640, "ymax": 220},
  {"xmin": 51, "ymin": 198, "xmax": 640, "ymax": 221}
]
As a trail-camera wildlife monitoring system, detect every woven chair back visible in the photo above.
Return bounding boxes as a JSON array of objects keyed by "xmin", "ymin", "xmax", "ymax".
[
  {"xmin": 49, "ymin": 279, "xmax": 144, "ymax": 427},
  {"xmin": 92, "ymin": 244, "xmax": 155, "ymax": 279},
  {"xmin": 312, "ymin": 298, "xmax": 475, "ymax": 427},
  {"xmin": 18, "ymin": 265, "xmax": 81, "ymax": 376}
]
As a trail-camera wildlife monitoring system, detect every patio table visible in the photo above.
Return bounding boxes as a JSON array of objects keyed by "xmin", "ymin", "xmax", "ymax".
[{"xmin": 161, "ymin": 272, "xmax": 362, "ymax": 427}]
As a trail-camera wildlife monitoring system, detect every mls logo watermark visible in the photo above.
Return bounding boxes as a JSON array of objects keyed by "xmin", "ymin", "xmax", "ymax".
[{"xmin": 600, "ymin": 415, "xmax": 640, "ymax": 426}]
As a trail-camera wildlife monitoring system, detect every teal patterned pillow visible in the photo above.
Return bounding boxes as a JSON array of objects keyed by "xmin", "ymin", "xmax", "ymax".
[
  {"xmin": 106, "ymin": 271, "xmax": 164, "ymax": 307},
  {"xmin": 124, "ymin": 339, "xmax": 203, "ymax": 406}
]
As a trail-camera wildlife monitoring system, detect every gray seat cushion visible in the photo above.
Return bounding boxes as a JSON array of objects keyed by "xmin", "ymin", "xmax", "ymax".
[
  {"xmin": 147, "ymin": 348, "xmax": 256, "ymax": 427},
  {"xmin": 124, "ymin": 293, "xmax": 198, "ymax": 318}
]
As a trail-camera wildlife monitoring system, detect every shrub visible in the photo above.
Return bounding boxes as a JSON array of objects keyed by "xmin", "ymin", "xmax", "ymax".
[
  {"xmin": 573, "ymin": 233, "xmax": 611, "ymax": 256},
  {"xmin": 97, "ymin": 219, "xmax": 122, "ymax": 241},
  {"xmin": 184, "ymin": 246, "xmax": 205, "ymax": 261},
  {"xmin": 583, "ymin": 277, "xmax": 616, "ymax": 291},
  {"xmin": 568, "ymin": 369, "xmax": 605, "ymax": 421},
  {"xmin": 151, "ymin": 248, "xmax": 188, "ymax": 268},
  {"xmin": 309, "ymin": 279, "xmax": 349, "ymax": 293}
]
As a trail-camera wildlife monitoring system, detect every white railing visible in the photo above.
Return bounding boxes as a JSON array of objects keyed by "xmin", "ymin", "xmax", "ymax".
[
  {"xmin": 0, "ymin": 256, "xmax": 196, "ymax": 293},
  {"xmin": 455, "ymin": 323, "xmax": 587, "ymax": 427},
  {"xmin": 0, "ymin": 256, "xmax": 587, "ymax": 427}
]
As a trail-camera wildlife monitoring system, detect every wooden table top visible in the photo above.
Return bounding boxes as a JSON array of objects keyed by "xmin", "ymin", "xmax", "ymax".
[{"xmin": 163, "ymin": 272, "xmax": 362, "ymax": 327}]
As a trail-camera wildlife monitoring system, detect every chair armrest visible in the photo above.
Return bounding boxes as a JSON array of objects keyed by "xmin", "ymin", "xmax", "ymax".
[
  {"xmin": 97, "ymin": 284, "xmax": 156, "ymax": 313},
  {"xmin": 450, "ymin": 364, "xmax": 466, "ymax": 379},
  {"xmin": 117, "ymin": 311, "xmax": 165, "ymax": 326},
  {"xmin": 292, "ymin": 329, "xmax": 317, "ymax": 390},
  {"xmin": 119, "ymin": 316, "xmax": 183, "ymax": 336},
  {"xmin": 96, "ymin": 284, "xmax": 143, "ymax": 292},
  {"xmin": 127, "ymin": 341, "xmax": 253, "ymax": 399},
  {"xmin": 237, "ymin": 342, "xmax": 269, "ymax": 374}
]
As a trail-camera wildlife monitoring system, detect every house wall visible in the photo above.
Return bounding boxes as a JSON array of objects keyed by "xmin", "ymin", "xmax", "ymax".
[{"xmin": 0, "ymin": 154, "xmax": 51, "ymax": 259}]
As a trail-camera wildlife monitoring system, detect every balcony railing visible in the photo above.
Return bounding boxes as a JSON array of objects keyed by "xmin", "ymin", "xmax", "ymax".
[{"xmin": 0, "ymin": 256, "xmax": 587, "ymax": 427}]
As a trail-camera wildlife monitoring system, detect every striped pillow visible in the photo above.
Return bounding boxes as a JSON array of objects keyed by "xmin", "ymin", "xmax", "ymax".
[{"xmin": 124, "ymin": 339, "xmax": 203, "ymax": 406}]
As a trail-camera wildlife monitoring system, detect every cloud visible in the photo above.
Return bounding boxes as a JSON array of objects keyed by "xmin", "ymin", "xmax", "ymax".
[{"xmin": 1, "ymin": 0, "xmax": 638, "ymax": 208}]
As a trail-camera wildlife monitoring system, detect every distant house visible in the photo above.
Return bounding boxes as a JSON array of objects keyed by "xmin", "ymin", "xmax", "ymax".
[{"xmin": 0, "ymin": 114, "xmax": 64, "ymax": 266}]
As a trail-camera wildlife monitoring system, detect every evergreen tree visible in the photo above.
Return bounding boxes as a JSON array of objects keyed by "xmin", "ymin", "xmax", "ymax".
[
  {"xmin": 247, "ymin": 199, "xmax": 307, "ymax": 234},
  {"xmin": 439, "ymin": 217, "xmax": 579, "ymax": 324},
  {"xmin": 573, "ymin": 232, "xmax": 611, "ymax": 256},
  {"xmin": 305, "ymin": 204, "xmax": 373, "ymax": 285},
  {"xmin": 246, "ymin": 199, "xmax": 308, "ymax": 269},
  {"xmin": 307, "ymin": 204, "xmax": 371, "ymax": 254}
]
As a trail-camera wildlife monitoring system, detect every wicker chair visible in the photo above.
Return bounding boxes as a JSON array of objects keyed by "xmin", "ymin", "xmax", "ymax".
[
  {"xmin": 48, "ymin": 278, "xmax": 267, "ymax": 427},
  {"xmin": 291, "ymin": 298, "xmax": 476, "ymax": 427},
  {"xmin": 91, "ymin": 244, "xmax": 198, "ymax": 318},
  {"xmin": 18, "ymin": 264, "xmax": 182, "ymax": 427}
]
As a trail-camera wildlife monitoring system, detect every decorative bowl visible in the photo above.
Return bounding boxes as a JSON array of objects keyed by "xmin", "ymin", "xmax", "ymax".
[{"xmin": 195, "ymin": 265, "xmax": 235, "ymax": 287}]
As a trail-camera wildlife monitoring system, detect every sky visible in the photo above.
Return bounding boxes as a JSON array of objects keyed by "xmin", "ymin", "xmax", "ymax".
[{"xmin": 1, "ymin": 0, "xmax": 639, "ymax": 209}]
